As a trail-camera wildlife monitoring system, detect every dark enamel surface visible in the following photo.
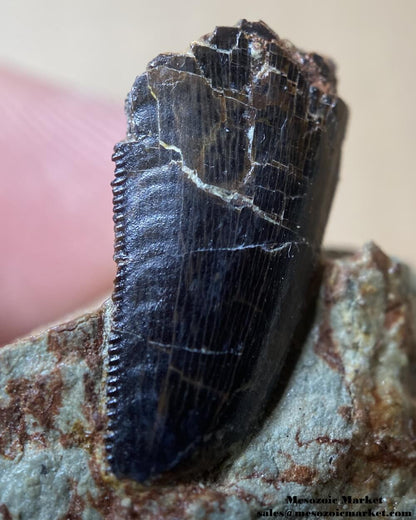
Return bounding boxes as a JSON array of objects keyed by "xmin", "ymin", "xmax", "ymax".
[{"xmin": 106, "ymin": 20, "xmax": 348, "ymax": 482}]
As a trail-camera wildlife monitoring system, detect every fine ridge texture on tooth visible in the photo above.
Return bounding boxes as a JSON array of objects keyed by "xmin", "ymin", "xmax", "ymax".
[{"xmin": 106, "ymin": 19, "xmax": 348, "ymax": 482}]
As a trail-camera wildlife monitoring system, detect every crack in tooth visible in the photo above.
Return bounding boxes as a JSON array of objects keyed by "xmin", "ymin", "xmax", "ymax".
[{"xmin": 158, "ymin": 140, "xmax": 292, "ymax": 229}]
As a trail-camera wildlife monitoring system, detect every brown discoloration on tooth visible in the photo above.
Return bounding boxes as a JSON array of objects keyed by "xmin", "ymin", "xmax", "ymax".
[{"xmin": 107, "ymin": 19, "xmax": 348, "ymax": 482}]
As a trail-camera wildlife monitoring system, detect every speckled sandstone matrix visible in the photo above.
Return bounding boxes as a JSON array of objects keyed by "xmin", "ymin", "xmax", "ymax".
[
  {"xmin": 2, "ymin": 20, "xmax": 415, "ymax": 520},
  {"xmin": 0, "ymin": 244, "xmax": 415, "ymax": 519},
  {"xmin": 107, "ymin": 19, "xmax": 347, "ymax": 481}
]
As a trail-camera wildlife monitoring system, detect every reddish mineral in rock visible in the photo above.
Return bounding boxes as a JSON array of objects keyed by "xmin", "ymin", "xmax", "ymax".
[{"xmin": 0, "ymin": 244, "xmax": 415, "ymax": 519}]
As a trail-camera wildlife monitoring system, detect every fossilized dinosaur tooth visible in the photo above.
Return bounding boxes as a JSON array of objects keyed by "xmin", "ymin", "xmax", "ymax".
[{"xmin": 106, "ymin": 19, "xmax": 348, "ymax": 482}]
